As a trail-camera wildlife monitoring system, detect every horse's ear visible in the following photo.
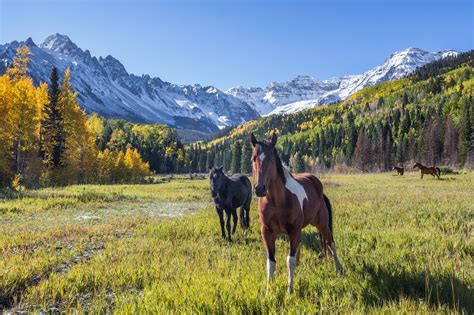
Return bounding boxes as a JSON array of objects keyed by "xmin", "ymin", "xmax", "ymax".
[
  {"xmin": 218, "ymin": 166, "xmax": 224, "ymax": 171},
  {"xmin": 269, "ymin": 133, "xmax": 277, "ymax": 147},
  {"xmin": 250, "ymin": 133, "xmax": 257, "ymax": 147},
  {"xmin": 208, "ymin": 165, "xmax": 213, "ymax": 171}
]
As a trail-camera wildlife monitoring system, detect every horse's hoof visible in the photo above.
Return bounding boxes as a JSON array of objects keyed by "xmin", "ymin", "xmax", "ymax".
[{"xmin": 337, "ymin": 267, "xmax": 345, "ymax": 276}]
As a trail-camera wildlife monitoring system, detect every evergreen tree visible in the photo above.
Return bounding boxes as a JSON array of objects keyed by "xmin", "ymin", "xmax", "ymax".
[
  {"xmin": 206, "ymin": 150, "xmax": 214, "ymax": 169},
  {"xmin": 345, "ymin": 111, "xmax": 357, "ymax": 164},
  {"xmin": 230, "ymin": 141, "xmax": 242, "ymax": 173},
  {"xmin": 214, "ymin": 146, "xmax": 222, "ymax": 167},
  {"xmin": 40, "ymin": 67, "xmax": 65, "ymax": 169},
  {"xmin": 198, "ymin": 148, "xmax": 207, "ymax": 172},
  {"xmin": 240, "ymin": 140, "xmax": 252, "ymax": 174},
  {"xmin": 376, "ymin": 96, "xmax": 384, "ymax": 109},
  {"xmin": 223, "ymin": 147, "xmax": 232, "ymax": 171},
  {"xmin": 191, "ymin": 144, "xmax": 198, "ymax": 172},
  {"xmin": 354, "ymin": 129, "xmax": 370, "ymax": 172},
  {"xmin": 401, "ymin": 92, "xmax": 409, "ymax": 107},
  {"xmin": 443, "ymin": 116, "xmax": 458, "ymax": 166},
  {"xmin": 396, "ymin": 133, "xmax": 407, "ymax": 164},
  {"xmin": 459, "ymin": 95, "xmax": 473, "ymax": 166},
  {"xmin": 292, "ymin": 152, "xmax": 305, "ymax": 173}
]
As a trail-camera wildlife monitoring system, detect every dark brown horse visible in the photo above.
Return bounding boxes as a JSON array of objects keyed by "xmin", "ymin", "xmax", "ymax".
[
  {"xmin": 392, "ymin": 166, "xmax": 404, "ymax": 175},
  {"xmin": 250, "ymin": 133, "xmax": 343, "ymax": 294},
  {"xmin": 209, "ymin": 166, "xmax": 252, "ymax": 241},
  {"xmin": 413, "ymin": 162, "xmax": 441, "ymax": 179}
]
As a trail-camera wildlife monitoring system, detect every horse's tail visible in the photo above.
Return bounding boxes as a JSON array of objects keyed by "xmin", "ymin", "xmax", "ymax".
[
  {"xmin": 319, "ymin": 194, "xmax": 333, "ymax": 254},
  {"xmin": 436, "ymin": 167, "xmax": 441, "ymax": 178},
  {"xmin": 239, "ymin": 207, "xmax": 246, "ymax": 229},
  {"xmin": 323, "ymin": 194, "xmax": 333, "ymax": 234}
]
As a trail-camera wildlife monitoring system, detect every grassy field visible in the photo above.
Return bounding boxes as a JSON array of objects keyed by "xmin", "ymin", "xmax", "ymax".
[{"xmin": 1, "ymin": 172, "xmax": 473, "ymax": 313}]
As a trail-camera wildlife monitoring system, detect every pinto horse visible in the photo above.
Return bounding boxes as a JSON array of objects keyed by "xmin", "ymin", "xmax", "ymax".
[
  {"xmin": 250, "ymin": 133, "xmax": 343, "ymax": 294},
  {"xmin": 413, "ymin": 162, "xmax": 441, "ymax": 179},
  {"xmin": 209, "ymin": 166, "xmax": 252, "ymax": 241}
]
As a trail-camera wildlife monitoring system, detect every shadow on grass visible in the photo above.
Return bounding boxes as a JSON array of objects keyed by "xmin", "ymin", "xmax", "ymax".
[
  {"xmin": 361, "ymin": 264, "xmax": 473, "ymax": 313},
  {"xmin": 301, "ymin": 231, "xmax": 322, "ymax": 253}
]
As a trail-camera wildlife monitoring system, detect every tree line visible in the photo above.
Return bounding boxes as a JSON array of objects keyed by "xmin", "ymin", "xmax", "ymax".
[{"xmin": 185, "ymin": 55, "xmax": 473, "ymax": 174}]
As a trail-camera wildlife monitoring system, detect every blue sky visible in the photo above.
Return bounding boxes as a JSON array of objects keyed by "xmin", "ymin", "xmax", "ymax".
[{"xmin": 1, "ymin": 0, "xmax": 472, "ymax": 89}]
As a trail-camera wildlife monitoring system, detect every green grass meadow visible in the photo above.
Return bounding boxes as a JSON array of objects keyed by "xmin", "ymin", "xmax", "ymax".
[{"xmin": 1, "ymin": 173, "xmax": 473, "ymax": 313}]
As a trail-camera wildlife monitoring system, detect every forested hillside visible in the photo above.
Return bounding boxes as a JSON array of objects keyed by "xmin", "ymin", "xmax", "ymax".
[
  {"xmin": 185, "ymin": 51, "xmax": 473, "ymax": 173},
  {"xmin": 0, "ymin": 46, "xmax": 182, "ymax": 188}
]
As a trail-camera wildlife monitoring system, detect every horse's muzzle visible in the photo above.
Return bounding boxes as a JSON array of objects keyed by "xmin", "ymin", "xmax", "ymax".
[{"xmin": 254, "ymin": 184, "xmax": 266, "ymax": 197}]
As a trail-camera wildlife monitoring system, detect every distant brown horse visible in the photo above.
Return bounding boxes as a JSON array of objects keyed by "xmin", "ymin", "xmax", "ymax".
[
  {"xmin": 392, "ymin": 166, "xmax": 404, "ymax": 175},
  {"xmin": 250, "ymin": 133, "xmax": 343, "ymax": 294},
  {"xmin": 413, "ymin": 162, "xmax": 441, "ymax": 179}
]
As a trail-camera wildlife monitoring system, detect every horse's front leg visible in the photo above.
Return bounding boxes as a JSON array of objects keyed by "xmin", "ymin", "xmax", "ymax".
[
  {"xmin": 231, "ymin": 208, "xmax": 238, "ymax": 234},
  {"xmin": 216, "ymin": 206, "xmax": 225, "ymax": 239},
  {"xmin": 262, "ymin": 225, "xmax": 276, "ymax": 295},
  {"xmin": 225, "ymin": 209, "xmax": 232, "ymax": 241},
  {"xmin": 287, "ymin": 230, "xmax": 301, "ymax": 293}
]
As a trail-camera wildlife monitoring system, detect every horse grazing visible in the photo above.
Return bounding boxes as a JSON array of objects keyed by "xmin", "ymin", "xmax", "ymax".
[
  {"xmin": 413, "ymin": 162, "xmax": 441, "ymax": 179},
  {"xmin": 250, "ymin": 133, "xmax": 343, "ymax": 294},
  {"xmin": 209, "ymin": 166, "xmax": 252, "ymax": 241},
  {"xmin": 393, "ymin": 166, "xmax": 404, "ymax": 175}
]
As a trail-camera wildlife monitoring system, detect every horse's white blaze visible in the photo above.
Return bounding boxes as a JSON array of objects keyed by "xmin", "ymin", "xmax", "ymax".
[
  {"xmin": 259, "ymin": 153, "xmax": 266, "ymax": 174},
  {"xmin": 287, "ymin": 255, "xmax": 297, "ymax": 293},
  {"xmin": 284, "ymin": 169, "xmax": 307, "ymax": 213}
]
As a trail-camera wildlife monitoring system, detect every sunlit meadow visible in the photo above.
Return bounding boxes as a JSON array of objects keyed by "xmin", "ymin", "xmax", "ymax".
[{"xmin": 1, "ymin": 172, "xmax": 473, "ymax": 313}]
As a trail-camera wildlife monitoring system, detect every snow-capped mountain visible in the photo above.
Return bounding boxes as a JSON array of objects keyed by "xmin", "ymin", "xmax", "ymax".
[
  {"xmin": 0, "ymin": 34, "xmax": 258, "ymax": 132},
  {"xmin": 0, "ymin": 35, "xmax": 459, "ymax": 131},
  {"xmin": 227, "ymin": 48, "xmax": 458, "ymax": 116}
]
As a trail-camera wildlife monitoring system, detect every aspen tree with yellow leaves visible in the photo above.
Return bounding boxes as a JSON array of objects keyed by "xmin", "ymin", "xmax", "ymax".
[
  {"xmin": 1, "ymin": 46, "xmax": 48, "ymax": 186},
  {"xmin": 0, "ymin": 46, "xmax": 150, "ymax": 188}
]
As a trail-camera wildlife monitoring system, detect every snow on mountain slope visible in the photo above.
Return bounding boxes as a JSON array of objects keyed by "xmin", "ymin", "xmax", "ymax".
[
  {"xmin": 227, "ymin": 48, "xmax": 458, "ymax": 116},
  {"xmin": 0, "ymin": 34, "xmax": 258, "ymax": 133},
  {"xmin": 0, "ymin": 35, "xmax": 458, "ymax": 131}
]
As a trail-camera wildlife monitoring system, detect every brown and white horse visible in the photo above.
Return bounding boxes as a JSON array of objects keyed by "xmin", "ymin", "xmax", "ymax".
[{"xmin": 250, "ymin": 133, "xmax": 343, "ymax": 294}]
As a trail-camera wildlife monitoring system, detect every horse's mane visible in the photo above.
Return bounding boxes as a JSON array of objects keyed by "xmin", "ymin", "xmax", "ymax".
[{"xmin": 274, "ymin": 148, "xmax": 287, "ymax": 185}]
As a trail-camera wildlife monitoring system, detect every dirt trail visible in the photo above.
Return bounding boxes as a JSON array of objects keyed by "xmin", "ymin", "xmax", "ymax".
[{"xmin": 1, "ymin": 242, "xmax": 108, "ymax": 313}]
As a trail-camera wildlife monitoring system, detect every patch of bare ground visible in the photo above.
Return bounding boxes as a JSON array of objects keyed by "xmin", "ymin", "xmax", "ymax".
[{"xmin": 2, "ymin": 233, "xmax": 134, "ymax": 313}]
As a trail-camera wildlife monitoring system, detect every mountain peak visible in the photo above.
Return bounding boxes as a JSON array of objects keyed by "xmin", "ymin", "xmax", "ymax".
[
  {"xmin": 385, "ymin": 47, "xmax": 458, "ymax": 65},
  {"xmin": 290, "ymin": 75, "xmax": 318, "ymax": 86},
  {"xmin": 25, "ymin": 37, "xmax": 36, "ymax": 47},
  {"xmin": 229, "ymin": 47, "xmax": 459, "ymax": 116},
  {"xmin": 99, "ymin": 55, "xmax": 129, "ymax": 80},
  {"xmin": 386, "ymin": 47, "xmax": 428, "ymax": 61},
  {"xmin": 40, "ymin": 33, "xmax": 83, "ymax": 57},
  {"xmin": 41, "ymin": 33, "xmax": 72, "ymax": 48}
]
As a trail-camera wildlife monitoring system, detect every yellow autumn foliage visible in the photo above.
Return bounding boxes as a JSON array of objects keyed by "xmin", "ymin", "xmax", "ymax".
[{"xmin": 0, "ymin": 47, "xmax": 150, "ymax": 187}]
